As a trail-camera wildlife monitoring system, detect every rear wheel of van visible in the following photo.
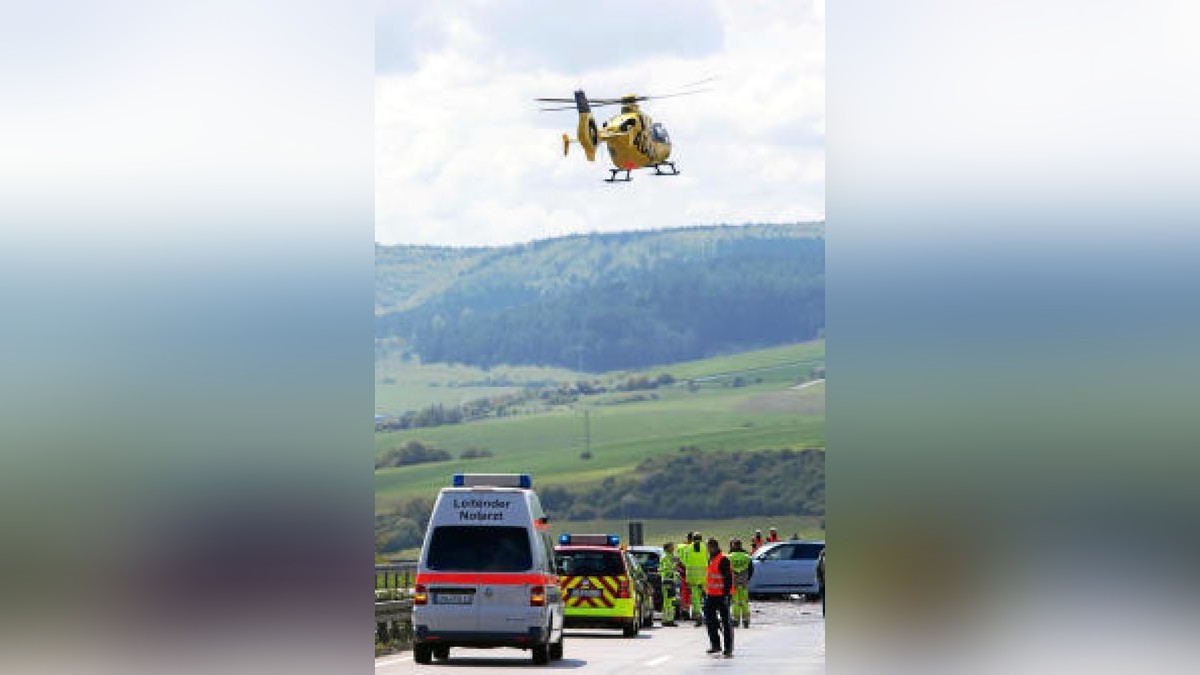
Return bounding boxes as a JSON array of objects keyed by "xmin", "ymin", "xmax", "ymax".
[
  {"xmin": 413, "ymin": 644, "xmax": 432, "ymax": 664},
  {"xmin": 432, "ymin": 645, "xmax": 450, "ymax": 661},
  {"xmin": 549, "ymin": 636, "xmax": 563, "ymax": 660},
  {"xmin": 622, "ymin": 618, "xmax": 638, "ymax": 637},
  {"xmin": 531, "ymin": 644, "xmax": 550, "ymax": 665}
]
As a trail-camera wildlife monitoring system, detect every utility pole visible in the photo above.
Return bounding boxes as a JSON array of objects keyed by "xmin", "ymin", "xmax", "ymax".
[{"xmin": 583, "ymin": 405, "xmax": 591, "ymax": 456}]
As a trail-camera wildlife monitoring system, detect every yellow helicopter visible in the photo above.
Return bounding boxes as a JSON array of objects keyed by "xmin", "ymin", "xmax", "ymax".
[{"xmin": 536, "ymin": 85, "xmax": 709, "ymax": 182}]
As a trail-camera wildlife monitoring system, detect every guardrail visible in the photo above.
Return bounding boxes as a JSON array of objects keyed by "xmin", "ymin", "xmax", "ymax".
[
  {"xmin": 376, "ymin": 561, "xmax": 418, "ymax": 646},
  {"xmin": 376, "ymin": 560, "xmax": 418, "ymax": 591}
]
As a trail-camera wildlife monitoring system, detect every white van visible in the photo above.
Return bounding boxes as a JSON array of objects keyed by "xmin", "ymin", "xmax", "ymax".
[{"xmin": 412, "ymin": 474, "xmax": 565, "ymax": 665}]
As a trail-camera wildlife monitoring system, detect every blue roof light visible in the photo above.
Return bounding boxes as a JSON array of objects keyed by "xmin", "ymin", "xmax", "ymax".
[
  {"xmin": 559, "ymin": 533, "xmax": 620, "ymax": 547},
  {"xmin": 450, "ymin": 473, "xmax": 533, "ymax": 488}
]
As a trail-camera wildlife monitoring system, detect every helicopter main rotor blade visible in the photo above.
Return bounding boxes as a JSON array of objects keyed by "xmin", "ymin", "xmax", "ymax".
[
  {"xmin": 538, "ymin": 101, "xmax": 622, "ymax": 112},
  {"xmin": 674, "ymin": 76, "xmax": 718, "ymax": 89},
  {"xmin": 640, "ymin": 88, "xmax": 712, "ymax": 102}
]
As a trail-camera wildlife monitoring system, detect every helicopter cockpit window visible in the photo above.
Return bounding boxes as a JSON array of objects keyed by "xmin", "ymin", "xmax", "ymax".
[
  {"xmin": 650, "ymin": 123, "xmax": 670, "ymax": 143},
  {"xmin": 619, "ymin": 118, "xmax": 637, "ymax": 132}
]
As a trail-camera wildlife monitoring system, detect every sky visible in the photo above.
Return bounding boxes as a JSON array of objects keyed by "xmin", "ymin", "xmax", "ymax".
[{"xmin": 375, "ymin": 0, "xmax": 824, "ymax": 246}]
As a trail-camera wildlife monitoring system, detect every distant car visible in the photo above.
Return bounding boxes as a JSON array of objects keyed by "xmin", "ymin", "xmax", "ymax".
[
  {"xmin": 747, "ymin": 540, "xmax": 825, "ymax": 599},
  {"xmin": 627, "ymin": 546, "xmax": 665, "ymax": 611},
  {"xmin": 623, "ymin": 551, "xmax": 656, "ymax": 628}
]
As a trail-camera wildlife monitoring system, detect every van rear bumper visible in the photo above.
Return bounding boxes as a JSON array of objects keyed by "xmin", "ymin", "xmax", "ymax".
[
  {"xmin": 562, "ymin": 615, "xmax": 629, "ymax": 630},
  {"xmin": 413, "ymin": 625, "xmax": 550, "ymax": 648}
]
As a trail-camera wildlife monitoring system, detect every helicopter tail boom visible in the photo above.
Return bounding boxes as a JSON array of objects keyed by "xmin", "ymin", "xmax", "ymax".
[{"xmin": 573, "ymin": 90, "xmax": 599, "ymax": 161}]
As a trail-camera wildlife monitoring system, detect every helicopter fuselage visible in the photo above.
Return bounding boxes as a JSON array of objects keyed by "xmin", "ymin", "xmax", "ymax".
[{"xmin": 598, "ymin": 103, "xmax": 671, "ymax": 170}]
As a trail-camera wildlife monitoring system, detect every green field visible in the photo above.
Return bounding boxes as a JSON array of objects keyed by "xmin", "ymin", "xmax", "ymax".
[
  {"xmin": 375, "ymin": 341, "xmax": 824, "ymax": 510},
  {"xmin": 375, "ymin": 356, "xmax": 587, "ymax": 414}
]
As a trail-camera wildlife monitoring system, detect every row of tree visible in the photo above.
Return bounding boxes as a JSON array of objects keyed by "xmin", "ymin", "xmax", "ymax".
[
  {"xmin": 374, "ymin": 447, "xmax": 824, "ymax": 554},
  {"xmin": 374, "ymin": 440, "xmax": 493, "ymax": 469},
  {"xmin": 538, "ymin": 447, "xmax": 825, "ymax": 520},
  {"xmin": 375, "ymin": 393, "xmax": 525, "ymax": 432}
]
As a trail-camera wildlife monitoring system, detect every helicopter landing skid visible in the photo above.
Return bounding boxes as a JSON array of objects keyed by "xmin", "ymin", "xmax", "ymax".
[
  {"xmin": 605, "ymin": 169, "xmax": 632, "ymax": 183},
  {"xmin": 652, "ymin": 162, "xmax": 680, "ymax": 176}
]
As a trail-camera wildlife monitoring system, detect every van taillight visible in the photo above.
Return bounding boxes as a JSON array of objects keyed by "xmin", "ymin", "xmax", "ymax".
[
  {"xmin": 414, "ymin": 584, "xmax": 428, "ymax": 606},
  {"xmin": 530, "ymin": 585, "xmax": 546, "ymax": 607},
  {"xmin": 617, "ymin": 577, "xmax": 630, "ymax": 599}
]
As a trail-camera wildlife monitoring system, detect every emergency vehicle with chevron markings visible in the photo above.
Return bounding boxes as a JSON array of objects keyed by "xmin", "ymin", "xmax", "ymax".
[
  {"xmin": 554, "ymin": 534, "xmax": 654, "ymax": 637},
  {"xmin": 412, "ymin": 474, "xmax": 565, "ymax": 665}
]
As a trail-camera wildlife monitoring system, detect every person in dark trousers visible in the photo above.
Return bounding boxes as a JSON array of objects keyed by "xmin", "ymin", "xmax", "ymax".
[
  {"xmin": 702, "ymin": 537, "xmax": 735, "ymax": 658},
  {"xmin": 816, "ymin": 547, "xmax": 825, "ymax": 616}
]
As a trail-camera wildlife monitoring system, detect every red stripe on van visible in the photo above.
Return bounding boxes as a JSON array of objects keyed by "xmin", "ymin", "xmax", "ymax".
[{"xmin": 416, "ymin": 572, "xmax": 558, "ymax": 586}]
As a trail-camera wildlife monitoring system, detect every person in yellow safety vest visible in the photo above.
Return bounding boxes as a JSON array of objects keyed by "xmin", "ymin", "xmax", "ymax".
[
  {"xmin": 681, "ymin": 532, "xmax": 708, "ymax": 626},
  {"xmin": 659, "ymin": 542, "xmax": 683, "ymax": 627},
  {"xmin": 703, "ymin": 537, "xmax": 735, "ymax": 658},
  {"xmin": 727, "ymin": 539, "xmax": 754, "ymax": 628}
]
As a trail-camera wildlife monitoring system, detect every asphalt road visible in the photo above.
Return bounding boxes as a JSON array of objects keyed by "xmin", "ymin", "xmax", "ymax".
[{"xmin": 375, "ymin": 598, "xmax": 824, "ymax": 674}]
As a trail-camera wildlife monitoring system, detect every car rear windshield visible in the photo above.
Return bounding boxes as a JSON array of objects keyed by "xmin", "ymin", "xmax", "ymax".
[
  {"xmin": 557, "ymin": 550, "xmax": 625, "ymax": 576},
  {"xmin": 792, "ymin": 543, "xmax": 825, "ymax": 560},
  {"xmin": 629, "ymin": 552, "xmax": 660, "ymax": 572},
  {"xmin": 426, "ymin": 526, "xmax": 532, "ymax": 572}
]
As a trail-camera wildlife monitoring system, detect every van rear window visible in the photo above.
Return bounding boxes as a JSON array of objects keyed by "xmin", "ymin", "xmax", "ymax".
[
  {"xmin": 556, "ymin": 550, "xmax": 625, "ymax": 576},
  {"xmin": 426, "ymin": 526, "xmax": 532, "ymax": 572}
]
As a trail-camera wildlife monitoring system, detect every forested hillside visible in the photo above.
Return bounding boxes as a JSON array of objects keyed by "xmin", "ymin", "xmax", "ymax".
[{"xmin": 376, "ymin": 223, "xmax": 824, "ymax": 372}]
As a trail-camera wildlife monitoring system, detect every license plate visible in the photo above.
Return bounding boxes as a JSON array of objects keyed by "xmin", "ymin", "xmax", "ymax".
[
  {"xmin": 434, "ymin": 593, "xmax": 474, "ymax": 605},
  {"xmin": 572, "ymin": 589, "xmax": 602, "ymax": 598}
]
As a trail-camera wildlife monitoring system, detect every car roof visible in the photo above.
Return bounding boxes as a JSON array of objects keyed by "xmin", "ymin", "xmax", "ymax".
[
  {"xmin": 757, "ymin": 539, "xmax": 825, "ymax": 550},
  {"xmin": 555, "ymin": 545, "xmax": 624, "ymax": 553}
]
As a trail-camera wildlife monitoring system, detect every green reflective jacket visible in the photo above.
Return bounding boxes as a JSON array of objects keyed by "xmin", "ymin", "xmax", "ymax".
[
  {"xmin": 660, "ymin": 552, "xmax": 679, "ymax": 580},
  {"xmin": 728, "ymin": 550, "xmax": 753, "ymax": 586},
  {"xmin": 681, "ymin": 542, "xmax": 707, "ymax": 578}
]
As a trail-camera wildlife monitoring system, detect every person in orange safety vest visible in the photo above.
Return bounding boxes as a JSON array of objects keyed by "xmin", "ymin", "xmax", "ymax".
[{"xmin": 702, "ymin": 538, "xmax": 735, "ymax": 658}]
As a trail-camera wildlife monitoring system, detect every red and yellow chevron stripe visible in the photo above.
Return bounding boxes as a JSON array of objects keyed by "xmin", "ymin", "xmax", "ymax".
[{"xmin": 561, "ymin": 575, "xmax": 620, "ymax": 608}]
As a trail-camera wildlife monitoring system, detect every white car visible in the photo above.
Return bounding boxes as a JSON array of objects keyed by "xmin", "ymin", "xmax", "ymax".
[{"xmin": 747, "ymin": 540, "xmax": 825, "ymax": 599}]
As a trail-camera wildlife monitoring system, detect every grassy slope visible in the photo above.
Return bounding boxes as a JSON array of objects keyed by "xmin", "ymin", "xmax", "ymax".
[
  {"xmin": 375, "ymin": 358, "xmax": 586, "ymax": 414},
  {"xmin": 375, "ymin": 340, "xmax": 824, "ymax": 510}
]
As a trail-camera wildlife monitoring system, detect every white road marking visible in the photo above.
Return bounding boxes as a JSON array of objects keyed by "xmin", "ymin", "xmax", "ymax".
[{"xmin": 644, "ymin": 655, "xmax": 672, "ymax": 667}]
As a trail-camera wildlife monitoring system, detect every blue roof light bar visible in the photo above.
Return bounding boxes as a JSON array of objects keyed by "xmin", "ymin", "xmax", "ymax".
[{"xmin": 450, "ymin": 473, "xmax": 533, "ymax": 488}]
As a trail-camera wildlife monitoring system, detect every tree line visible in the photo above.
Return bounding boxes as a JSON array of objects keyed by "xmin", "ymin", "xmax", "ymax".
[
  {"xmin": 375, "ymin": 447, "xmax": 824, "ymax": 554},
  {"xmin": 375, "ymin": 440, "xmax": 494, "ymax": 470},
  {"xmin": 538, "ymin": 447, "xmax": 825, "ymax": 520}
]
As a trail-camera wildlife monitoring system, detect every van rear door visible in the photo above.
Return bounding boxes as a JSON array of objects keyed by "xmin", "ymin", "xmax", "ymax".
[{"xmin": 423, "ymin": 525, "xmax": 536, "ymax": 632}]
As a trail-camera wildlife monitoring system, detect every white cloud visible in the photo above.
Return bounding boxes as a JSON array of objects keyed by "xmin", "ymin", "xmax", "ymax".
[{"xmin": 376, "ymin": 0, "xmax": 823, "ymax": 245}]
